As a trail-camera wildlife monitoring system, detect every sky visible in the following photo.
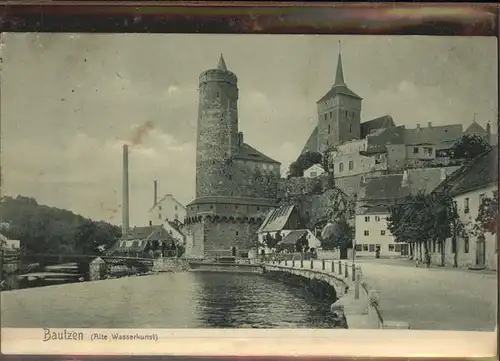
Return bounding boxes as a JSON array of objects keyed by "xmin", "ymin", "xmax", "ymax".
[{"xmin": 1, "ymin": 33, "xmax": 497, "ymax": 227}]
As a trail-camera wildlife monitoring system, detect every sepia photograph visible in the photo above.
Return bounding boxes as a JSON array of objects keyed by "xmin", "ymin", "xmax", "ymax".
[{"xmin": 0, "ymin": 32, "xmax": 497, "ymax": 335}]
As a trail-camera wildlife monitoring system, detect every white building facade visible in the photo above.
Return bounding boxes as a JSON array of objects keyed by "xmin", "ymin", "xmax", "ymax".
[{"xmin": 149, "ymin": 194, "xmax": 187, "ymax": 225}]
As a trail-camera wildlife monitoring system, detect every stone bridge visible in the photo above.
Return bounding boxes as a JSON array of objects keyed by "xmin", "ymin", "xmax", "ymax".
[{"xmin": 262, "ymin": 258, "xmax": 410, "ymax": 330}]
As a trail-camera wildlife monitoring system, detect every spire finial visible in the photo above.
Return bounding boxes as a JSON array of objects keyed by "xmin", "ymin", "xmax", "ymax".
[
  {"xmin": 217, "ymin": 53, "xmax": 227, "ymax": 71},
  {"xmin": 334, "ymin": 41, "xmax": 345, "ymax": 86},
  {"xmin": 473, "ymin": 113, "xmax": 477, "ymax": 123}
]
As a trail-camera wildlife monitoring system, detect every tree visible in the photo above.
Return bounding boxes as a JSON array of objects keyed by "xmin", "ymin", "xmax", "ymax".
[
  {"xmin": 474, "ymin": 190, "xmax": 498, "ymax": 236},
  {"xmin": 450, "ymin": 134, "xmax": 491, "ymax": 160},
  {"xmin": 320, "ymin": 218, "xmax": 353, "ymax": 259},
  {"xmin": 288, "ymin": 151, "xmax": 323, "ymax": 177}
]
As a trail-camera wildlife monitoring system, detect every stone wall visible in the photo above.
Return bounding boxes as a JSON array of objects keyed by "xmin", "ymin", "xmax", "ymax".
[
  {"xmin": 204, "ymin": 220, "xmax": 260, "ymax": 257},
  {"xmin": 232, "ymin": 159, "xmax": 280, "ymax": 199},
  {"xmin": 334, "ymin": 174, "xmax": 363, "ymax": 199}
]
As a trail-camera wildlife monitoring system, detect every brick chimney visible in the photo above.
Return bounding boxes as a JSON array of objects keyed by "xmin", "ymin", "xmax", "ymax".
[{"xmin": 153, "ymin": 180, "xmax": 158, "ymax": 207}]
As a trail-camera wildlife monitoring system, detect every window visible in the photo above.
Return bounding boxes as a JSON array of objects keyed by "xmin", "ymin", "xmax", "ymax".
[
  {"xmin": 324, "ymin": 114, "xmax": 327, "ymax": 120},
  {"xmin": 328, "ymin": 125, "xmax": 331, "ymax": 134},
  {"xmin": 228, "ymin": 175, "xmax": 232, "ymax": 180},
  {"xmin": 355, "ymin": 244, "xmax": 362, "ymax": 251},
  {"xmin": 236, "ymin": 231, "xmax": 239, "ymax": 236},
  {"xmin": 310, "ymin": 172, "xmax": 317, "ymax": 177},
  {"xmin": 464, "ymin": 198, "xmax": 470, "ymax": 214},
  {"xmin": 364, "ymin": 216, "xmax": 370, "ymax": 222},
  {"xmin": 388, "ymin": 244, "xmax": 395, "ymax": 252},
  {"xmin": 158, "ymin": 206, "xmax": 162, "ymax": 211},
  {"xmin": 375, "ymin": 216, "xmax": 380, "ymax": 222},
  {"xmin": 230, "ymin": 192, "xmax": 233, "ymax": 196},
  {"xmin": 380, "ymin": 230, "xmax": 386, "ymax": 236},
  {"xmin": 329, "ymin": 111, "xmax": 332, "ymax": 118},
  {"xmin": 364, "ymin": 230, "xmax": 369, "ymax": 236},
  {"xmin": 349, "ymin": 124, "xmax": 352, "ymax": 132},
  {"xmin": 159, "ymin": 213, "xmax": 162, "ymax": 220},
  {"xmin": 369, "ymin": 244, "xmax": 375, "ymax": 252},
  {"xmin": 413, "ymin": 147, "xmax": 419, "ymax": 154},
  {"xmin": 348, "ymin": 161, "xmax": 354, "ymax": 171},
  {"xmin": 257, "ymin": 207, "xmax": 260, "ymax": 211},
  {"xmin": 464, "ymin": 237, "xmax": 469, "ymax": 253},
  {"xmin": 210, "ymin": 205, "xmax": 214, "ymax": 209},
  {"xmin": 363, "ymin": 244, "xmax": 369, "ymax": 251},
  {"xmin": 339, "ymin": 163, "xmax": 344, "ymax": 172},
  {"xmin": 395, "ymin": 244, "xmax": 402, "ymax": 252},
  {"xmin": 424, "ymin": 147, "xmax": 433, "ymax": 156}
]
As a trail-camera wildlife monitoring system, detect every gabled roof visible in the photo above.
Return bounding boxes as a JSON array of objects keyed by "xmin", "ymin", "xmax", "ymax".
[
  {"xmin": 363, "ymin": 125, "xmax": 405, "ymax": 155},
  {"xmin": 465, "ymin": 121, "xmax": 487, "ymax": 135},
  {"xmin": 279, "ymin": 229, "xmax": 308, "ymax": 246},
  {"xmin": 149, "ymin": 194, "xmax": 186, "ymax": 212},
  {"xmin": 433, "ymin": 145, "xmax": 498, "ymax": 197},
  {"xmin": 258, "ymin": 205, "xmax": 296, "ymax": 233},
  {"xmin": 304, "ymin": 163, "xmax": 324, "ymax": 172},
  {"xmin": 121, "ymin": 225, "xmax": 174, "ymax": 242},
  {"xmin": 358, "ymin": 174, "xmax": 407, "ymax": 202},
  {"xmin": 317, "ymin": 85, "xmax": 362, "ymax": 103},
  {"xmin": 360, "ymin": 115, "xmax": 396, "ymax": 138},
  {"xmin": 233, "ymin": 143, "xmax": 281, "ymax": 164},
  {"xmin": 404, "ymin": 124, "xmax": 463, "ymax": 146},
  {"xmin": 301, "ymin": 126, "xmax": 319, "ymax": 154}
]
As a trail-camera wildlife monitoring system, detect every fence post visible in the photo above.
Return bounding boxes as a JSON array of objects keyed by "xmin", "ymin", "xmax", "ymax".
[
  {"xmin": 355, "ymin": 269, "xmax": 360, "ymax": 300},
  {"xmin": 322, "ymin": 259, "xmax": 325, "ymax": 270},
  {"xmin": 292, "ymin": 259, "xmax": 295, "ymax": 267},
  {"xmin": 310, "ymin": 259, "xmax": 314, "ymax": 269},
  {"xmin": 345, "ymin": 263, "xmax": 348, "ymax": 278},
  {"xmin": 352, "ymin": 264, "xmax": 356, "ymax": 281},
  {"xmin": 285, "ymin": 259, "xmax": 287, "ymax": 266},
  {"xmin": 331, "ymin": 260, "xmax": 335, "ymax": 273},
  {"xmin": 339, "ymin": 261, "xmax": 342, "ymax": 275},
  {"xmin": 300, "ymin": 259, "xmax": 303, "ymax": 268}
]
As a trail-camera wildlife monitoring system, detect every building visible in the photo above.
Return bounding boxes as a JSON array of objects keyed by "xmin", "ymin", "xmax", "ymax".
[
  {"xmin": 257, "ymin": 205, "xmax": 320, "ymax": 254},
  {"xmin": 432, "ymin": 145, "xmax": 498, "ymax": 270},
  {"xmin": 148, "ymin": 192, "xmax": 186, "ymax": 225},
  {"xmin": 355, "ymin": 174, "xmax": 409, "ymax": 258},
  {"xmin": 0, "ymin": 233, "xmax": 20, "ymax": 252},
  {"xmin": 106, "ymin": 225, "xmax": 177, "ymax": 257},
  {"xmin": 184, "ymin": 55, "xmax": 281, "ymax": 258},
  {"xmin": 303, "ymin": 164, "xmax": 325, "ymax": 178}
]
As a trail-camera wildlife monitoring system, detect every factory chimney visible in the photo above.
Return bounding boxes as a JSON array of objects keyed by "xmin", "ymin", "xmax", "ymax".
[
  {"xmin": 153, "ymin": 180, "xmax": 158, "ymax": 207},
  {"xmin": 122, "ymin": 144, "xmax": 130, "ymax": 234}
]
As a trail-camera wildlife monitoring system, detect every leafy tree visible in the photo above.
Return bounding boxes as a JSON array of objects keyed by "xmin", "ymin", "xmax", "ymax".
[
  {"xmin": 288, "ymin": 151, "xmax": 323, "ymax": 177},
  {"xmin": 450, "ymin": 134, "xmax": 491, "ymax": 160},
  {"xmin": 474, "ymin": 190, "xmax": 498, "ymax": 236},
  {"xmin": 320, "ymin": 218, "xmax": 353, "ymax": 259}
]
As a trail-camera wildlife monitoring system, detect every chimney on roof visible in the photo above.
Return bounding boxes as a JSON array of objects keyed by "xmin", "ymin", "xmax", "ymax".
[
  {"xmin": 149, "ymin": 220, "xmax": 152, "ymax": 226},
  {"xmin": 428, "ymin": 122, "xmax": 432, "ymax": 128},
  {"xmin": 416, "ymin": 124, "xmax": 421, "ymax": 131},
  {"xmin": 153, "ymin": 180, "xmax": 158, "ymax": 207},
  {"xmin": 238, "ymin": 131, "xmax": 244, "ymax": 147}
]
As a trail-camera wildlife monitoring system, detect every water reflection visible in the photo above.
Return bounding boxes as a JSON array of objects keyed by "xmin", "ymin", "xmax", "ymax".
[{"xmin": 1, "ymin": 272, "xmax": 336, "ymax": 328}]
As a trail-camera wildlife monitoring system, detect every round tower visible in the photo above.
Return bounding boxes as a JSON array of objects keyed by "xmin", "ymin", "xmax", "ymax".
[{"xmin": 196, "ymin": 54, "xmax": 239, "ymax": 198}]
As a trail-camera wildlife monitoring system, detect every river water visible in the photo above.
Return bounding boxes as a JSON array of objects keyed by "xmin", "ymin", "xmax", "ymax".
[{"xmin": 1, "ymin": 272, "xmax": 337, "ymax": 328}]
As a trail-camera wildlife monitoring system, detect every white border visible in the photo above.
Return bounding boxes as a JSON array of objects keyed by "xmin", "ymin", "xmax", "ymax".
[{"xmin": 1, "ymin": 328, "xmax": 497, "ymax": 357}]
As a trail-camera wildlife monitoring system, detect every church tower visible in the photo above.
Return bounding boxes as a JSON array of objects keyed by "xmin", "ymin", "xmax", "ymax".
[
  {"xmin": 196, "ymin": 54, "xmax": 239, "ymax": 198},
  {"xmin": 316, "ymin": 43, "xmax": 362, "ymax": 153}
]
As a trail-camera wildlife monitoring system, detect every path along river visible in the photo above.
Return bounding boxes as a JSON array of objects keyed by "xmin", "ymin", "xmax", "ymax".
[{"xmin": 1, "ymin": 271, "xmax": 338, "ymax": 328}]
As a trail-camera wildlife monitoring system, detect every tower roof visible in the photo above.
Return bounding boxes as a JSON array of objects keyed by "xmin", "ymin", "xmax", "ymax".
[
  {"xmin": 334, "ymin": 42, "xmax": 345, "ymax": 86},
  {"xmin": 217, "ymin": 54, "xmax": 228, "ymax": 71},
  {"xmin": 317, "ymin": 43, "xmax": 362, "ymax": 103}
]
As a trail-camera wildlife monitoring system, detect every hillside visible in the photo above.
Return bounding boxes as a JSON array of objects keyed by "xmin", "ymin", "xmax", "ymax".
[{"xmin": 0, "ymin": 196, "xmax": 121, "ymax": 255}]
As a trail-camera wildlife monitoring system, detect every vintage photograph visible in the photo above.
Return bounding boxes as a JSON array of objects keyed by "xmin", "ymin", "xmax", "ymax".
[{"xmin": 1, "ymin": 33, "xmax": 497, "ymax": 331}]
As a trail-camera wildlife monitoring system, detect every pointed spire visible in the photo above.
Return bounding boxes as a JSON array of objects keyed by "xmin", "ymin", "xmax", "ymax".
[
  {"xmin": 217, "ymin": 53, "xmax": 227, "ymax": 71},
  {"xmin": 472, "ymin": 113, "xmax": 477, "ymax": 123},
  {"xmin": 334, "ymin": 41, "xmax": 345, "ymax": 86}
]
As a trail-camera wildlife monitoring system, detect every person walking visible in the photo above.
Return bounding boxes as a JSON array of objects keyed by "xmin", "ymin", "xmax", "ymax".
[{"xmin": 425, "ymin": 252, "xmax": 431, "ymax": 268}]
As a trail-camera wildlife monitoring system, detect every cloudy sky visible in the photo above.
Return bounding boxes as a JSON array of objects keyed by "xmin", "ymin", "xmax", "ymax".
[{"xmin": 1, "ymin": 33, "xmax": 497, "ymax": 226}]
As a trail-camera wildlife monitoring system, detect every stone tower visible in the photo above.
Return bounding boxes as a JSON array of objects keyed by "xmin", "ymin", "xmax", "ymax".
[
  {"xmin": 196, "ymin": 54, "xmax": 239, "ymax": 198},
  {"xmin": 316, "ymin": 43, "xmax": 362, "ymax": 153},
  {"xmin": 185, "ymin": 55, "xmax": 281, "ymax": 259}
]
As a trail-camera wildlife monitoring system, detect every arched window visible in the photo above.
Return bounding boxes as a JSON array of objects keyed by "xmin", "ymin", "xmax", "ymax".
[
  {"xmin": 339, "ymin": 163, "xmax": 344, "ymax": 172},
  {"xmin": 348, "ymin": 161, "xmax": 354, "ymax": 171}
]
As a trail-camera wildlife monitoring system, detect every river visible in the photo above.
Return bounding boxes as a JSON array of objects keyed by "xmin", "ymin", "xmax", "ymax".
[{"xmin": 1, "ymin": 272, "xmax": 337, "ymax": 328}]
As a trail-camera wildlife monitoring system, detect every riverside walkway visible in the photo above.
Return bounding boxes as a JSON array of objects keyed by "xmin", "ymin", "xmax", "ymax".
[{"xmin": 267, "ymin": 258, "xmax": 496, "ymax": 331}]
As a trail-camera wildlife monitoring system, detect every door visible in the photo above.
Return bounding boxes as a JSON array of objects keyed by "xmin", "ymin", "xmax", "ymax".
[{"xmin": 475, "ymin": 236, "xmax": 486, "ymax": 267}]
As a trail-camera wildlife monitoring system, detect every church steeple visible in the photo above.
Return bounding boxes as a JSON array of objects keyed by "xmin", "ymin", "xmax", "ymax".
[
  {"xmin": 217, "ymin": 53, "xmax": 227, "ymax": 71},
  {"xmin": 334, "ymin": 41, "xmax": 345, "ymax": 86}
]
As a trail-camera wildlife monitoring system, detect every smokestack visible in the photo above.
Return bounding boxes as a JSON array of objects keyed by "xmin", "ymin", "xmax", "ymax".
[
  {"xmin": 153, "ymin": 180, "xmax": 158, "ymax": 207},
  {"xmin": 122, "ymin": 144, "xmax": 130, "ymax": 234}
]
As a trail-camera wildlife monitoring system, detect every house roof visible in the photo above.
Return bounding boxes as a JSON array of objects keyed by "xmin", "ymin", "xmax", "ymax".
[
  {"xmin": 358, "ymin": 174, "xmax": 407, "ymax": 201},
  {"xmin": 149, "ymin": 194, "xmax": 186, "ymax": 212},
  {"xmin": 279, "ymin": 229, "xmax": 308, "ymax": 246},
  {"xmin": 301, "ymin": 126, "xmax": 319, "ymax": 154},
  {"xmin": 360, "ymin": 115, "xmax": 396, "ymax": 138},
  {"xmin": 465, "ymin": 121, "xmax": 487, "ymax": 135},
  {"xmin": 363, "ymin": 125, "xmax": 405, "ymax": 155},
  {"xmin": 305, "ymin": 163, "xmax": 324, "ymax": 172},
  {"xmin": 317, "ymin": 85, "xmax": 362, "ymax": 103},
  {"xmin": 121, "ymin": 225, "xmax": 174, "ymax": 242},
  {"xmin": 404, "ymin": 124, "xmax": 463, "ymax": 146},
  {"xmin": 233, "ymin": 143, "xmax": 281, "ymax": 164},
  {"xmin": 433, "ymin": 145, "xmax": 498, "ymax": 196},
  {"xmin": 258, "ymin": 205, "xmax": 296, "ymax": 233}
]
